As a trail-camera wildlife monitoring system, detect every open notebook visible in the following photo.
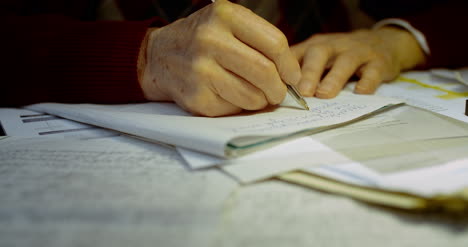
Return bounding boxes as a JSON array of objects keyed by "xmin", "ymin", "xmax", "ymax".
[{"xmin": 27, "ymin": 92, "xmax": 402, "ymax": 158}]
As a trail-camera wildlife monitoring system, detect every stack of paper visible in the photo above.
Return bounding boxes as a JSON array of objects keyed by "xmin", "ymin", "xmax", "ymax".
[
  {"xmin": 22, "ymin": 72, "xmax": 468, "ymax": 212},
  {"xmin": 27, "ymin": 92, "xmax": 402, "ymax": 158},
  {"xmin": 348, "ymin": 71, "xmax": 468, "ymax": 123},
  {"xmin": 176, "ymin": 103, "xmax": 468, "ymax": 212},
  {"xmin": 280, "ymin": 71, "xmax": 468, "ymax": 212}
]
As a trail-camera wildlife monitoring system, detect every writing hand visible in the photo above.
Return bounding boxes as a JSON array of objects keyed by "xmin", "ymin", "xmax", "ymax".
[
  {"xmin": 139, "ymin": 0, "xmax": 301, "ymax": 116},
  {"xmin": 291, "ymin": 27, "xmax": 426, "ymax": 98}
]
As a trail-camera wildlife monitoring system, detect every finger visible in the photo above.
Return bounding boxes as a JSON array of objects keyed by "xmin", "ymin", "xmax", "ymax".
[
  {"xmin": 175, "ymin": 85, "xmax": 242, "ymax": 117},
  {"xmin": 212, "ymin": 36, "xmax": 286, "ymax": 105},
  {"xmin": 316, "ymin": 52, "xmax": 368, "ymax": 98},
  {"xmin": 159, "ymin": 57, "xmax": 242, "ymax": 117},
  {"xmin": 354, "ymin": 61, "xmax": 385, "ymax": 94},
  {"xmin": 290, "ymin": 42, "xmax": 308, "ymax": 60},
  {"xmin": 291, "ymin": 33, "xmax": 341, "ymax": 59},
  {"xmin": 209, "ymin": 64, "xmax": 269, "ymax": 110},
  {"xmin": 297, "ymin": 44, "xmax": 333, "ymax": 96},
  {"xmin": 213, "ymin": 1, "xmax": 301, "ymax": 85}
]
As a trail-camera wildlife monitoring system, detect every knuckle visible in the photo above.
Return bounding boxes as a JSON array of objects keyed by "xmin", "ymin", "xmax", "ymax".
[
  {"xmin": 303, "ymin": 64, "xmax": 322, "ymax": 76},
  {"xmin": 211, "ymin": 1, "xmax": 233, "ymax": 21},
  {"xmin": 316, "ymin": 44, "xmax": 333, "ymax": 56},
  {"xmin": 307, "ymin": 33, "xmax": 325, "ymax": 42},
  {"xmin": 271, "ymin": 34, "xmax": 288, "ymax": 49},
  {"xmin": 375, "ymin": 53, "xmax": 391, "ymax": 64},
  {"xmin": 365, "ymin": 67, "xmax": 381, "ymax": 77},
  {"xmin": 193, "ymin": 25, "xmax": 216, "ymax": 48},
  {"xmin": 269, "ymin": 85, "xmax": 287, "ymax": 105},
  {"xmin": 302, "ymin": 71, "xmax": 319, "ymax": 81},
  {"xmin": 366, "ymin": 49, "xmax": 381, "ymax": 59},
  {"xmin": 340, "ymin": 53, "xmax": 360, "ymax": 65},
  {"xmin": 191, "ymin": 58, "xmax": 212, "ymax": 78},
  {"xmin": 188, "ymin": 93, "xmax": 217, "ymax": 116},
  {"xmin": 268, "ymin": 35, "xmax": 289, "ymax": 57},
  {"xmin": 309, "ymin": 32, "xmax": 342, "ymax": 44},
  {"xmin": 304, "ymin": 45, "xmax": 332, "ymax": 64},
  {"xmin": 244, "ymin": 93, "xmax": 268, "ymax": 110},
  {"xmin": 257, "ymin": 59, "xmax": 276, "ymax": 74},
  {"xmin": 306, "ymin": 44, "xmax": 324, "ymax": 53}
]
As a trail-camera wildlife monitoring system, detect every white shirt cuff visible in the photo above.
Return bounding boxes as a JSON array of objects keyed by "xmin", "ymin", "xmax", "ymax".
[{"xmin": 373, "ymin": 18, "xmax": 431, "ymax": 55}]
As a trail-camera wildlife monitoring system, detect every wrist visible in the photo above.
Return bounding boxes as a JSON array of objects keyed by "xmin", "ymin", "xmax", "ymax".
[
  {"xmin": 138, "ymin": 27, "xmax": 171, "ymax": 101},
  {"xmin": 375, "ymin": 26, "xmax": 427, "ymax": 71},
  {"xmin": 137, "ymin": 28, "xmax": 152, "ymax": 85}
]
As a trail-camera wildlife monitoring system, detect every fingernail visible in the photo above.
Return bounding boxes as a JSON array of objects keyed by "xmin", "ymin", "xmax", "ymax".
[
  {"xmin": 316, "ymin": 86, "xmax": 333, "ymax": 98},
  {"xmin": 299, "ymin": 81, "xmax": 317, "ymax": 96},
  {"xmin": 354, "ymin": 86, "xmax": 365, "ymax": 93},
  {"xmin": 317, "ymin": 85, "xmax": 330, "ymax": 94},
  {"xmin": 355, "ymin": 86, "xmax": 373, "ymax": 94}
]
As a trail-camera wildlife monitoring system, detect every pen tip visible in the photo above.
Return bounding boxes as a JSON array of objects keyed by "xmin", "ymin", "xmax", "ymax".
[{"xmin": 300, "ymin": 100, "xmax": 310, "ymax": 111}]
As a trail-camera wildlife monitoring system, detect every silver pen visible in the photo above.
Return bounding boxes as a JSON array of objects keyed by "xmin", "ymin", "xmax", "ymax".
[
  {"xmin": 286, "ymin": 84, "xmax": 309, "ymax": 110},
  {"xmin": 211, "ymin": 0, "xmax": 310, "ymax": 110}
]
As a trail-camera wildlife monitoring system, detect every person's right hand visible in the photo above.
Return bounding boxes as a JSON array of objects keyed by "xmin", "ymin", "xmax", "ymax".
[{"xmin": 139, "ymin": 0, "xmax": 301, "ymax": 117}]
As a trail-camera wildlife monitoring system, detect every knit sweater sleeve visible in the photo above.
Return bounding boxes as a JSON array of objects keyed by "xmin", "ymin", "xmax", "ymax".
[{"xmin": 1, "ymin": 14, "xmax": 165, "ymax": 106}]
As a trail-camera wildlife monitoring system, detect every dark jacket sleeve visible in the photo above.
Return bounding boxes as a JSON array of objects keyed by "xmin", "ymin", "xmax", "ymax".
[
  {"xmin": 360, "ymin": 0, "xmax": 468, "ymax": 69},
  {"xmin": 0, "ymin": 9, "xmax": 164, "ymax": 106}
]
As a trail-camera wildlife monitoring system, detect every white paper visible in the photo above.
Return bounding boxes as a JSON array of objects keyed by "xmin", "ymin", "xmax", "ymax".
[
  {"xmin": 183, "ymin": 105, "xmax": 468, "ymax": 187},
  {"xmin": 0, "ymin": 108, "xmax": 117, "ymax": 139},
  {"xmin": 355, "ymin": 71, "xmax": 468, "ymax": 123},
  {"xmin": 298, "ymin": 134, "xmax": 468, "ymax": 196},
  {"xmin": 310, "ymin": 105, "xmax": 468, "ymax": 173},
  {"xmin": 217, "ymin": 181, "xmax": 468, "ymax": 247},
  {"xmin": 0, "ymin": 135, "xmax": 237, "ymax": 247},
  {"xmin": 178, "ymin": 137, "xmax": 351, "ymax": 183},
  {"xmin": 177, "ymin": 137, "xmax": 328, "ymax": 169},
  {"xmin": 378, "ymin": 158, "xmax": 468, "ymax": 196},
  {"xmin": 220, "ymin": 144, "xmax": 350, "ymax": 183},
  {"xmin": 431, "ymin": 67, "xmax": 468, "ymax": 86},
  {"xmin": 296, "ymin": 105, "xmax": 468, "ymax": 197},
  {"xmin": 27, "ymin": 92, "xmax": 402, "ymax": 158}
]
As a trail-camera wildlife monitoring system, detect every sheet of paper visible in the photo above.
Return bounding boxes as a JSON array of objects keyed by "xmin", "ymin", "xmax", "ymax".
[
  {"xmin": 292, "ymin": 134, "xmax": 468, "ymax": 200},
  {"xmin": 293, "ymin": 105, "xmax": 468, "ymax": 197},
  {"xmin": 349, "ymin": 71, "xmax": 468, "ymax": 123},
  {"xmin": 379, "ymin": 158, "xmax": 468, "ymax": 196},
  {"xmin": 2, "ymin": 137, "xmax": 467, "ymax": 246},
  {"xmin": 178, "ymin": 137, "xmax": 353, "ymax": 183},
  {"xmin": 216, "ymin": 181, "xmax": 468, "ymax": 247},
  {"xmin": 27, "ymin": 92, "xmax": 402, "ymax": 158},
  {"xmin": 0, "ymin": 108, "xmax": 117, "ymax": 139},
  {"xmin": 182, "ymin": 105, "xmax": 468, "ymax": 186},
  {"xmin": 177, "ymin": 136, "xmax": 330, "ymax": 169},
  {"xmin": 311, "ymin": 105, "xmax": 468, "ymax": 174},
  {"xmin": 300, "ymin": 148, "xmax": 468, "ymax": 198},
  {"xmin": 431, "ymin": 67, "xmax": 468, "ymax": 86},
  {"xmin": 0, "ymin": 135, "xmax": 237, "ymax": 247}
]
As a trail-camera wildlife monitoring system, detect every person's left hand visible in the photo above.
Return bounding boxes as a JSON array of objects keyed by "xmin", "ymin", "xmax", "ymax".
[{"xmin": 291, "ymin": 27, "xmax": 426, "ymax": 98}]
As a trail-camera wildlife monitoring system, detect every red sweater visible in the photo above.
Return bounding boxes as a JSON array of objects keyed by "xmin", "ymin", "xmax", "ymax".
[
  {"xmin": 1, "ymin": 0, "xmax": 166, "ymax": 106},
  {"xmin": 1, "ymin": 0, "xmax": 466, "ymax": 107}
]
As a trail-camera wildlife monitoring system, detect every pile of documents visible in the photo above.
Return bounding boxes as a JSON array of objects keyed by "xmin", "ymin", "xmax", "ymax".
[{"xmin": 2, "ymin": 71, "xmax": 468, "ymax": 214}]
